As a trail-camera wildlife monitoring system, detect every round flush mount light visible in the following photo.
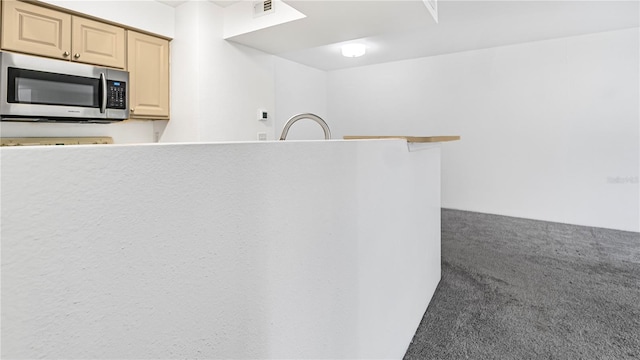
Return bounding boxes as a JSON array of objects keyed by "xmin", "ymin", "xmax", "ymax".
[{"xmin": 341, "ymin": 43, "xmax": 366, "ymax": 58}]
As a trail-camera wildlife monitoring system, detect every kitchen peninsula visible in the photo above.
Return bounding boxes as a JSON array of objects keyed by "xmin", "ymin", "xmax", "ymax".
[{"xmin": 1, "ymin": 137, "xmax": 457, "ymax": 359}]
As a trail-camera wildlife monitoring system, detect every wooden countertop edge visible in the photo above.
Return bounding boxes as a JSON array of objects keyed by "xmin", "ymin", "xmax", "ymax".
[{"xmin": 343, "ymin": 136, "xmax": 461, "ymax": 143}]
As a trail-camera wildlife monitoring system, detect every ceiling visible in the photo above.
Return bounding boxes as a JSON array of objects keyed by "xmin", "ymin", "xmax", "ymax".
[
  {"xmin": 210, "ymin": 0, "xmax": 241, "ymax": 7},
  {"xmin": 158, "ymin": 1, "xmax": 639, "ymax": 71}
]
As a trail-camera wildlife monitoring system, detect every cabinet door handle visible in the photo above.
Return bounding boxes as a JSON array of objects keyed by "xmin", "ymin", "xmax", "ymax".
[
  {"xmin": 73, "ymin": 53, "xmax": 81, "ymax": 59},
  {"xmin": 63, "ymin": 51, "xmax": 70, "ymax": 57}
]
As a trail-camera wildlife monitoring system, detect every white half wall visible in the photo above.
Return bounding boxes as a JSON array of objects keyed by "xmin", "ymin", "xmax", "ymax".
[
  {"xmin": 327, "ymin": 28, "xmax": 640, "ymax": 232},
  {"xmin": 1, "ymin": 139, "xmax": 442, "ymax": 359},
  {"xmin": 165, "ymin": 0, "xmax": 275, "ymax": 142},
  {"xmin": 274, "ymin": 57, "xmax": 328, "ymax": 140}
]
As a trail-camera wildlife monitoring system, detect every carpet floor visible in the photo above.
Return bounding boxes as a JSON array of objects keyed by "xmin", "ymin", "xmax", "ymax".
[{"xmin": 404, "ymin": 209, "xmax": 640, "ymax": 360}]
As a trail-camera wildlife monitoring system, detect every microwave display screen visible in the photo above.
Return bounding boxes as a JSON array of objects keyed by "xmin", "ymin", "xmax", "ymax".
[{"xmin": 8, "ymin": 68, "xmax": 99, "ymax": 108}]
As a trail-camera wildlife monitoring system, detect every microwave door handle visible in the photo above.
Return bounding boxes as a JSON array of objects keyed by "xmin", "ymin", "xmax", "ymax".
[{"xmin": 100, "ymin": 73, "xmax": 107, "ymax": 114}]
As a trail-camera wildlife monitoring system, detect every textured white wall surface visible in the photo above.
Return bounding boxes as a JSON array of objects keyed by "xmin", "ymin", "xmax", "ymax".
[
  {"xmin": 0, "ymin": 140, "xmax": 441, "ymax": 359},
  {"xmin": 327, "ymin": 28, "xmax": 640, "ymax": 232}
]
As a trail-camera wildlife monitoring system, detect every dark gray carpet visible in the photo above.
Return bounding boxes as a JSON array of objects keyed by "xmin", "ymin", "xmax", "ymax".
[{"xmin": 404, "ymin": 209, "xmax": 640, "ymax": 360}]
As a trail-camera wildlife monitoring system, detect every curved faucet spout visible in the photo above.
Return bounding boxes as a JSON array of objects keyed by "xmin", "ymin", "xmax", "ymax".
[{"xmin": 279, "ymin": 113, "xmax": 331, "ymax": 140}]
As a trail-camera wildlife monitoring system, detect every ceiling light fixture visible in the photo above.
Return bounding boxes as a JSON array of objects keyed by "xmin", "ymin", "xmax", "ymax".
[{"xmin": 341, "ymin": 43, "xmax": 366, "ymax": 58}]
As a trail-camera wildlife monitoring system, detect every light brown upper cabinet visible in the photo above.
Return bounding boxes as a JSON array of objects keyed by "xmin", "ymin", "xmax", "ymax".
[
  {"xmin": 127, "ymin": 30, "xmax": 170, "ymax": 119},
  {"xmin": 1, "ymin": 0, "xmax": 71, "ymax": 60},
  {"xmin": 71, "ymin": 17, "xmax": 125, "ymax": 69},
  {"xmin": 1, "ymin": 0, "xmax": 125, "ymax": 68}
]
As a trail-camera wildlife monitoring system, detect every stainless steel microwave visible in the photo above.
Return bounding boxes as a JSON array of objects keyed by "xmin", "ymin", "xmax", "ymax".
[{"xmin": 0, "ymin": 51, "xmax": 129, "ymax": 123}]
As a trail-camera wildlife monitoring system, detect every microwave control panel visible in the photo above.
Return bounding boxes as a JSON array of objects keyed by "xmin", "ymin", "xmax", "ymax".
[{"xmin": 106, "ymin": 81, "xmax": 127, "ymax": 109}]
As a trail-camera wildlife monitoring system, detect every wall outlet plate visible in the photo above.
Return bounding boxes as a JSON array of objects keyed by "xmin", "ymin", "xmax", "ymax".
[
  {"xmin": 257, "ymin": 132, "xmax": 267, "ymax": 141},
  {"xmin": 258, "ymin": 109, "xmax": 268, "ymax": 121}
]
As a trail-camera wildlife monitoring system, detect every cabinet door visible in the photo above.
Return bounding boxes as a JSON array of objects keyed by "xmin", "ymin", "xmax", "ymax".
[
  {"xmin": 72, "ymin": 16, "xmax": 125, "ymax": 69},
  {"xmin": 1, "ymin": 0, "xmax": 71, "ymax": 60},
  {"xmin": 127, "ymin": 31, "xmax": 169, "ymax": 119}
]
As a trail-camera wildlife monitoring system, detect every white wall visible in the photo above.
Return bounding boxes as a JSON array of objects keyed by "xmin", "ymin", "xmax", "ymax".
[
  {"xmin": 274, "ymin": 57, "xmax": 328, "ymax": 140},
  {"xmin": 1, "ymin": 140, "xmax": 442, "ymax": 359},
  {"xmin": 38, "ymin": 0, "xmax": 175, "ymax": 38},
  {"xmin": 164, "ymin": 0, "xmax": 275, "ymax": 142},
  {"xmin": 161, "ymin": 0, "xmax": 201, "ymax": 142},
  {"xmin": 327, "ymin": 28, "xmax": 640, "ymax": 232}
]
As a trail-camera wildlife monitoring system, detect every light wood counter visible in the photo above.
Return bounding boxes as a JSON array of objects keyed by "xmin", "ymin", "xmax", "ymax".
[{"xmin": 343, "ymin": 136, "xmax": 460, "ymax": 143}]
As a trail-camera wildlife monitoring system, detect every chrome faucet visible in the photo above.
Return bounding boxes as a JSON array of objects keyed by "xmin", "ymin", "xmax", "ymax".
[{"xmin": 279, "ymin": 113, "xmax": 331, "ymax": 140}]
